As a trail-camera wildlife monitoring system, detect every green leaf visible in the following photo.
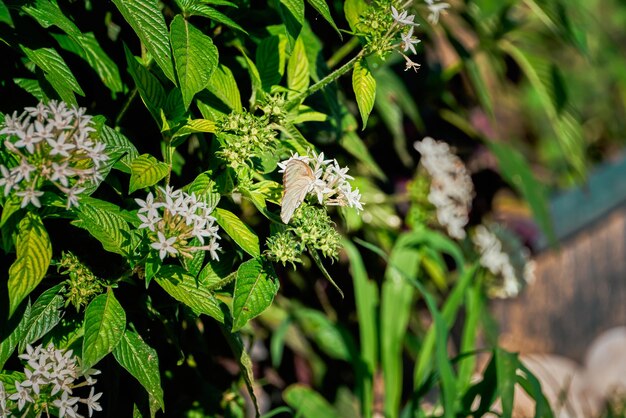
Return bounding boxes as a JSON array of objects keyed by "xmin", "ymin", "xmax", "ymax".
[
  {"xmin": 73, "ymin": 198, "xmax": 132, "ymax": 256},
  {"xmin": 308, "ymin": 247, "xmax": 344, "ymax": 298},
  {"xmin": 0, "ymin": 304, "xmax": 31, "ymax": 369},
  {"xmin": 488, "ymin": 141, "xmax": 555, "ymax": 244},
  {"xmin": 231, "ymin": 258, "xmax": 279, "ymax": 332},
  {"xmin": 343, "ymin": 240, "xmax": 377, "ymax": 417},
  {"xmin": 124, "ymin": 45, "xmax": 167, "ymax": 124},
  {"xmin": 344, "ymin": 0, "xmax": 367, "ymax": 33},
  {"xmin": 220, "ymin": 323, "xmax": 260, "ymax": 415},
  {"xmin": 306, "ymin": 0, "xmax": 340, "ymax": 36},
  {"xmin": 340, "ymin": 131, "xmax": 386, "ymax": 181},
  {"xmin": 82, "ymin": 289, "xmax": 126, "ymax": 370},
  {"xmin": 186, "ymin": 4, "xmax": 247, "ymax": 33},
  {"xmin": 293, "ymin": 308, "xmax": 350, "ymax": 360},
  {"xmin": 0, "ymin": 0, "xmax": 13, "ymax": 26},
  {"xmin": 380, "ymin": 236, "xmax": 416, "ymax": 417},
  {"xmin": 95, "ymin": 120, "xmax": 140, "ymax": 174},
  {"xmin": 500, "ymin": 41, "xmax": 586, "ymax": 178},
  {"xmin": 187, "ymin": 172, "xmax": 220, "ymax": 209},
  {"xmin": 171, "ymin": 119, "xmax": 217, "ymax": 144},
  {"xmin": 287, "ymin": 36, "xmax": 309, "ymax": 99},
  {"xmin": 496, "ymin": 348, "xmax": 517, "ymax": 418},
  {"xmin": 52, "ymin": 32, "xmax": 124, "ymax": 93},
  {"xmin": 352, "ymin": 58, "xmax": 376, "ymax": 129},
  {"xmin": 8, "ymin": 213, "xmax": 52, "ymax": 317},
  {"xmin": 14, "ymin": 78, "xmax": 48, "ymax": 101},
  {"xmin": 21, "ymin": 46, "xmax": 83, "ymax": 105},
  {"xmin": 22, "ymin": 0, "xmax": 81, "ymax": 39},
  {"xmin": 213, "ymin": 208, "xmax": 260, "ymax": 257},
  {"xmin": 257, "ymin": 36, "xmax": 286, "ymax": 91},
  {"xmin": 206, "ymin": 64, "xmax": 242, "ymax": 112},
  {"xmin": 113, "ymin": 329, "xmax": 164, "ymax": 412},
  {"xmin": 129, "ymin": 154, "xmax": 169, "ymax": 194},
  {"xmin": 170, "ymin": 15, "xmax": 219, "ymax": 109},
  {"xmin": 374, "ymin": 68, "xmax": 413, "ymax": 167},
  {"xmin": 111, "ymin": 0, "xmax": 176, "ymax": 83},
  {"xmin": 155, "ymin": 265, "xmax": 225, "ymax": 322},
  {"xmin": 283, "ymin": 385, "xmax": 341, "ymax": 418},
  {"xmin": 235, "ymin": 46, "xmax": 264, "ymax": 107},
  {"xmin": 19, "ymin": 284, "xmax": 65, "ymax": 352},
  {"xmin": 277, "ymin": 0, "xmax": 305, "ymax": 50}
]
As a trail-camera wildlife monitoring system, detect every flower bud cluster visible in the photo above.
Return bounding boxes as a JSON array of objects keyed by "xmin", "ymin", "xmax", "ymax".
[
  {"xmin": 265, "ymin": 231, "xmax": 303, "ymax": 268},
  {"xmin": 57, "ymin": 252, "xmax": 103, "ymax": 311},
  {"xmin": 291, "ymin": 205, "xmax": 342, "ymax": 260},
  {"xmin": 259, "ymin": 93, "xmax": 288, "ymax": 123},
  {"xmin": 355, "ymin": 1, "xmax": 422, "ymax": 71},
  {"xmin": 0, "ymin": 343, "xmax": 102, "ymax": 418},
  {"xmin": 472, "ymin": 224, "xmax": 535, "ymax": 299},
  {"xmin": 136, "ymin": 186, "xmax": 221, "ymax": 261},
  {"xmin": 278, "ymin": 151, "xmax": 363, "ymax": 211},
  {"xmin": 0, "ymin": 101, "xmax": 108, "ymax": 209},
  {"xmin": 216, "ymin": 111, "xmax": 277, "ymax": 168},
  {"xmin": 414, "ymin": 137, "xmax": 474, "ymax": 240}
]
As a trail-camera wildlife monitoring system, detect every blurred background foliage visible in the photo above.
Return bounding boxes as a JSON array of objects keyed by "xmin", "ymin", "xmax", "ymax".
[{"xmin": 1, "ymin": 0, "xmax": 625, "ymax": 416}]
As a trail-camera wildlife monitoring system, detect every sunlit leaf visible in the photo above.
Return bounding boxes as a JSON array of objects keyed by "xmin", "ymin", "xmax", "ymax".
[
  {"xmin": 170, "ymin": 15, "xmax": 219, "ymax": 109},
  {"xmin": 213, "ymin": 208, "xmax": 260, "ymax": 257},
  {"xmin": 352, "ymin": 58, "xmax": 376, "ymax": 129},
  {"xmin": 7, "ymin": 213, "xmax": 52, "ymax": 317},
  {"xmin": 129, "ymin": 154, "xmax": 169, "ymax": 194},
  {"xmin": 82, "ymin": 289, "xmax": 126, "ymax": 370},
  {"xmin": 231, "ymin": 258, "xmax": 279, "ymax": 332},
  {"xmin": 111, "ymin": 0, "xmax": 176, "ymax": 83}
]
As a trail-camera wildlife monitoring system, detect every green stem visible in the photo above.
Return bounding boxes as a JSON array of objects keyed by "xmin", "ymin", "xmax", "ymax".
[
  {"xmin": 163, "ymin": 138, "xmax": 173, "ymax": 185},
  {"xmin": 287, "ymin": 51, "xmax": 364, "ymax": 109},
  {"xmin": 326, "ymin": 37, "xmax": 361, "ymax": 69},
  {"xmin": 114, "ymin": 87, "xmax": 138, "ymax": 127}
]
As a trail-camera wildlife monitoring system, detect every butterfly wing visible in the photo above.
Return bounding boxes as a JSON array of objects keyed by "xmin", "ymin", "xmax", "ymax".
[{"xmin": 281, "ymin": 160, "xmax": 315, "ymax": 224}]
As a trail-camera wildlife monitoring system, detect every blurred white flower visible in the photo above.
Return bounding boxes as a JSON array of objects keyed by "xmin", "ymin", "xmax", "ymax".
[
  {"xmin": 425, "ymin": 0, "xmax": 450, "ymax": 24},
  {"xmin": 472, "ymin": 224, "xmax": 534, "ymax": 298},
  {"xmin": 414, "ymin": 137, "xmax": 474, "ymax": 239}
]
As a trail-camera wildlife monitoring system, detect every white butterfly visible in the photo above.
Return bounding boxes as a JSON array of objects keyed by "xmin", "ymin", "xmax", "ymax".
[{"xmin": 280, "ymin": 159, "xmax": 315, "ymax": 224}]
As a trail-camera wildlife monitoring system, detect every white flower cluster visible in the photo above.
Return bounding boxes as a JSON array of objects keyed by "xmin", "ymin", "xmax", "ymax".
[
  {"xmin": 425, "ymin": 0, "xmax": 450, "ymax": 24},
  {"xmin": 136, "ymin": 186, "xmax": 221, "ymax": 261},
  {"xmin": 472, "ymin": 224, "xmax": 535, "ymax": 298},
  {"xmin": 0, "ymin": 101, "xmax": 108, "ymax": 209},
  {"xmin": 278, "ymin": 151, "xmax": 364, "ymax": 211},
  {"xmin": 414, "ymin": 137, "xmax": 474, "ymax": 239},
  {"xmin": 390, "ymin": 6, "xmax": 422, "ymax": 72},
  {"xmin": 0, "ymin": 343, "xmax": 102, "ymax": 418}
]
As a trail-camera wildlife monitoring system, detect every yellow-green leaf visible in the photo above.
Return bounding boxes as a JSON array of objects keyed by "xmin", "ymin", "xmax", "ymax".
[
  {"xmin": 287, "ymin": 36, "xmax": 309, "ymax": 99},
  {"xmin": 170, "ymin": 15, "xmax": 219, "ymax": 109},
  {"xmin": 352, "ymin": 59, "xmax": 376, "ymax": 129},
  {"xmin": 8, "ymin": 213, "xmax": 52, "ymax": 317},
  {"xmin": 129, "ymin": 154, "xmax": 169, "ymax": 193},
  {"xmin": 213, "ymin": 208, "xmax": 260, "ymax": 257},
  {"xmin": 111, "ymin": 0, "xmax": 176, "ymax": 83},
  {"xmin": 155, "ymin": 265, "xmax": 225, "ymax": 323}
]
